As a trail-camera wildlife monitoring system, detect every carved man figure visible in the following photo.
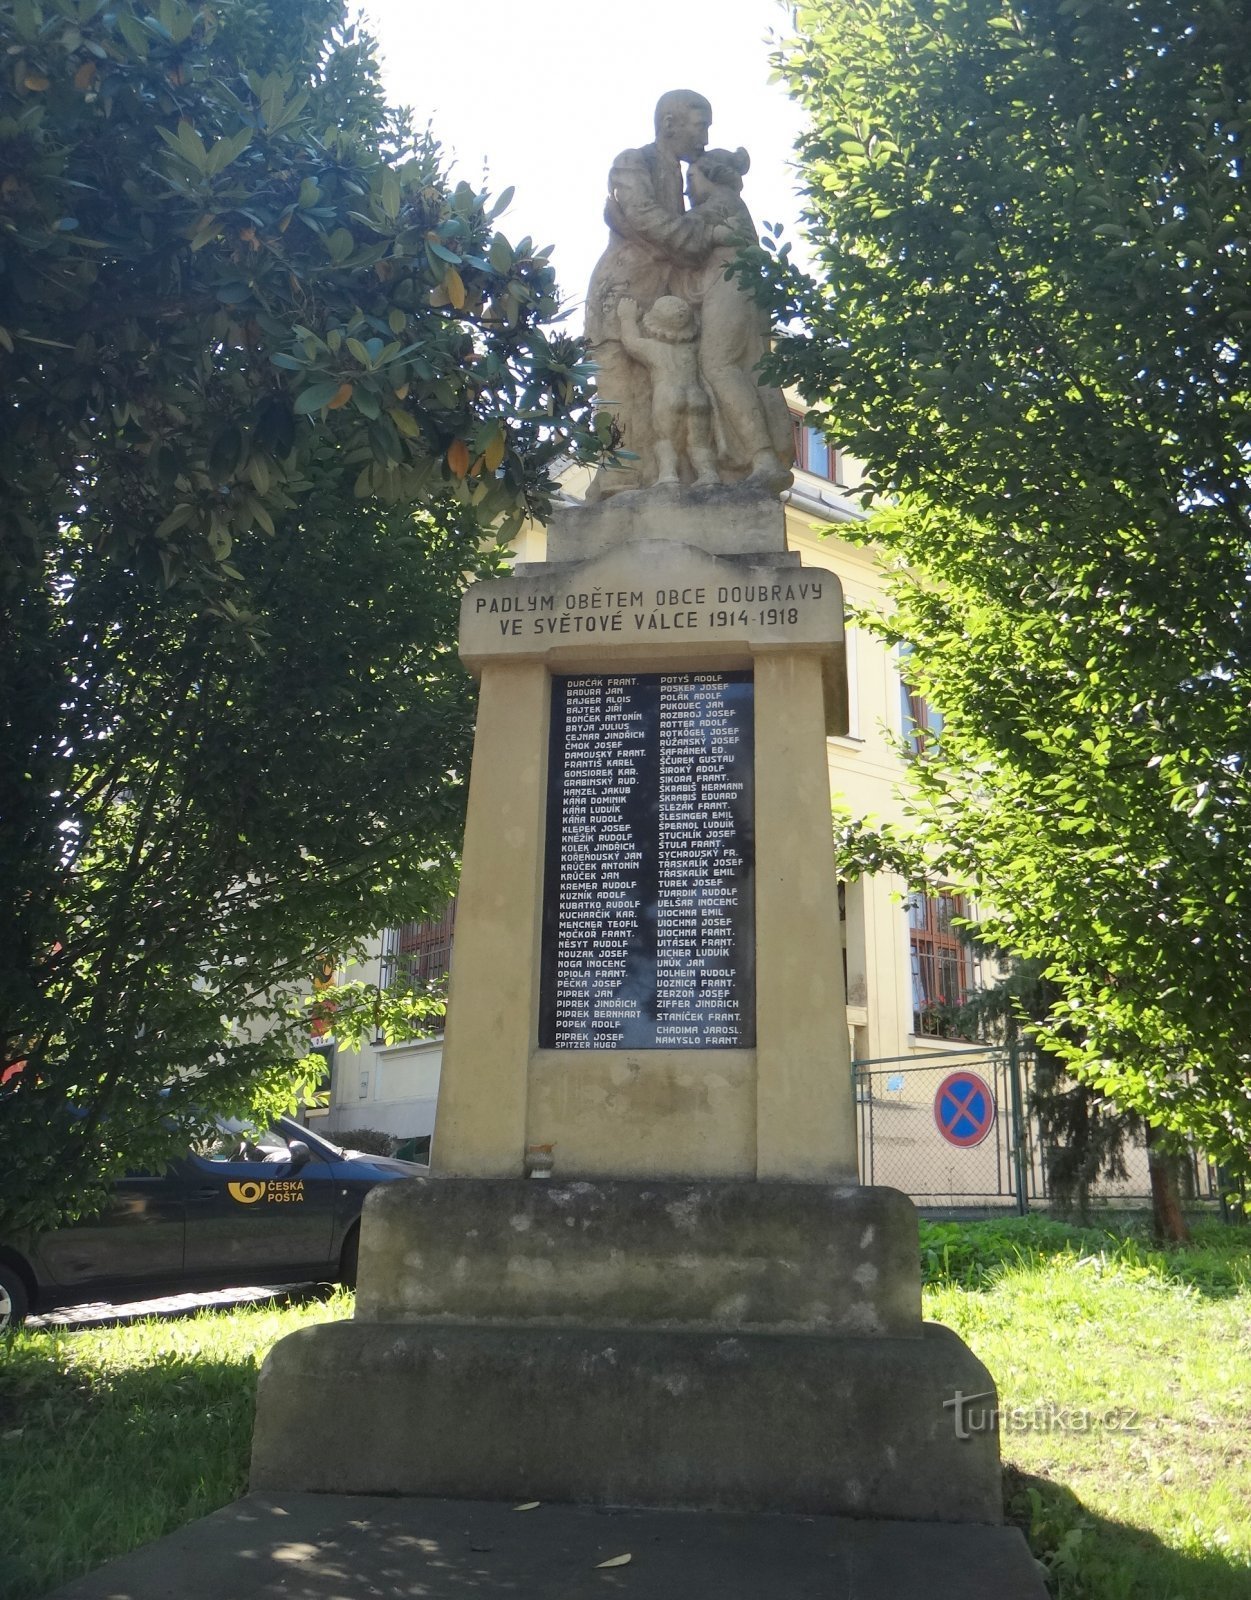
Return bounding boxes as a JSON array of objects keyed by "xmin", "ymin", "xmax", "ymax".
[{"xmin": 584, "ymin": 90, "xmax": 721, "ymax": 498}]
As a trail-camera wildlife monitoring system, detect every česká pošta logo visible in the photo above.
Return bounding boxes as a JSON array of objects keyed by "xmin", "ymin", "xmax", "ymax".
[{"xmin": 226, "ymin": 1180, "xmax": 306, "ymax": 1205}]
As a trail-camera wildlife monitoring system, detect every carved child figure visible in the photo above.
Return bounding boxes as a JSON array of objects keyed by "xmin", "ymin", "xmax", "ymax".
[{"xmin": 615, "ymin": 296, "xmax": 721, "ymax": 487}]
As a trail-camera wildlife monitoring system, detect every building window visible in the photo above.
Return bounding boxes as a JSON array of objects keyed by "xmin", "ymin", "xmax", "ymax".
[
  {"xmin": 909, "ymin": 892, "xmax": 975, "ymax": 1038},
  {"xmin": 840, "ymin": 876, "xmax": 868, "ymax": 1008},
  {"xmin": 898, "ymin": 646, "xmax": 943, "ymax": 757},
  {"xmin": 379, "ymin": 900, "xmax": 456, "ymax": 1036},
  {"xmin": 790, "ymin": 415, "xmax": 843, "ymax": 484},
  {"xmin": 900, "ymin": 681, "xmax": 944, "ymax": 757}
]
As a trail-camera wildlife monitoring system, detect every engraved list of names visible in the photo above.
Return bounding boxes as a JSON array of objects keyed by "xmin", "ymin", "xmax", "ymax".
[{"xmin": 539, "ymin": 672, "xmax": 755, "ymax": 1050}]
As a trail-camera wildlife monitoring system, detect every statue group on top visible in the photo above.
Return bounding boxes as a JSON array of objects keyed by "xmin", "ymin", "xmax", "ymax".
[{"xmin": 585, "ymin": 90, "xmax": 794, "ymax": 501}]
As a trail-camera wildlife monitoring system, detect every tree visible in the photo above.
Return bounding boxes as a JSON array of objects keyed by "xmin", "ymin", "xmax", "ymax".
[
  {"xmin": 761, "ymin": 0, "xmax": 1251, "ymax": 1190},
  {"xmin": 0, "ymin": 0, "xmax": 599, "ymax": 1233},
  {"xmin": 951, "ymin": 937, "xmax": 1198, "ymax": 1240}
]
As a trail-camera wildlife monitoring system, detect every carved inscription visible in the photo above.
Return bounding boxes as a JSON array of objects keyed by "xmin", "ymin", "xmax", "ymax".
[
  {"xmin": 539, "ymin": 672, "xmax": 755, "ymax": 1050},
  {"xmin": 476, "ymin": 578, "xmax": 824, "ymax": 640}
]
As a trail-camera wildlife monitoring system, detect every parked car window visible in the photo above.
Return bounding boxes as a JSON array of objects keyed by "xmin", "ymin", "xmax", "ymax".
[{"xmin": 195, "ymin": 1118, "xmax": 297, "ymax": 1165}]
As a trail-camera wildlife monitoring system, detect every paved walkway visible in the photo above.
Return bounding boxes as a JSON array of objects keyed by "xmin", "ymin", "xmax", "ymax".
[
  {"xmin": 27, "ymin": 1283, "xmax": 328, "ymax": 1331},
  {"xmin": 48, "ymin": 1493, "xmax": 1048, "ymax": 1599}
]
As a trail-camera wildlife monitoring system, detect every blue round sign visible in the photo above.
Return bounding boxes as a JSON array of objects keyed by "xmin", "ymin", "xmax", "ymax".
[{"xmin": 934, "ymin": 1070, "xmax": 996, "ymax": 1148}]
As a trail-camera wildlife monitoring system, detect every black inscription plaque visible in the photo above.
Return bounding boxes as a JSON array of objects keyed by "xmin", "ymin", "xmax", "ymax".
[{"xmin": 539, "ymin": 671, "xmax": 755, "ymax": 1050}]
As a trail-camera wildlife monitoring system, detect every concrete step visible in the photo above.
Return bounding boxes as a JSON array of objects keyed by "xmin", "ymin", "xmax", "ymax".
[{"xmin": 47, "ymin": 1491, "xmax": 1048, "ymax": 1599}]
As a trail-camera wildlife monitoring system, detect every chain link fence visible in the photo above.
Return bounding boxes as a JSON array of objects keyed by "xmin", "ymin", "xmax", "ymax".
[{"xmin": 852, "ymin": 1045, "xmax": 1226, "ymax": 1216}]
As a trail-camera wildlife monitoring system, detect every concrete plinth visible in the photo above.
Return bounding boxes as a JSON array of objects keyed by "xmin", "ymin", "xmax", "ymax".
[
  {"xmin": 356, "ymin": 1178, "xmax": 922, "ymax": 1336},
  {"xmin": 251, "ymin": 1320, "xmax": 999, "ymax": 1522},
  {"xmin": 251, "ymin": 1179, "xmax": 1001, "ymax": 1524},
  {"xmin": 545, "ymin": 480, "xmax": 787, "ymax": 562}
]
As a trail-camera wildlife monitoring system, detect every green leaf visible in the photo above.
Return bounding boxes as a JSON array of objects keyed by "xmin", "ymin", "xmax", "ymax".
[
  {"xmin": 245, "ymin": 495, "xmax": 274, "ymax": 535},
  {"xmin": 174, "ymin": 121, "xmax": 208, "ymax": 174},
  {"xmin": 326, "ymin": 227, "xmax": 354, "ymax": 263},
  {"xmin": 154, "ymin": 503, "xmax": 194, "ymax": 538},
  {"xmin": 487, "ymin": 185, "xmax": 514, "ymax": 220},
  {"xmin": 388, "ymin": 406, "xmax": 420, "ymax": 438},
  {"xmin": 488, "ymin": 232, "xmax": 513, "ymax": 274},
  {"xmin": 206, "ymin": 127, "xmax": 252, "ymax": 176},
  {"xmin": 293, "ymin": 380, "xmax": 345, "ymax": 414},
  {"xmin": 115, "ymin": 8, "xmax": 149, "ymax": 56}
]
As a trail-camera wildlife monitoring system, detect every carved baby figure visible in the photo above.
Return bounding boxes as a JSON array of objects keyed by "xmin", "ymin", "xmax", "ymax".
[{"xmin": 615, "ymin": 295, "xmax": 721, "ymax": 488}]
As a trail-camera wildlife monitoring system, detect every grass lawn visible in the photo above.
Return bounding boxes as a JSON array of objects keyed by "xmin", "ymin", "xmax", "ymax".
[
  {"xmin": 0, "ymin": 1289, "xmax": 352, "ymax": 1600},
  {"xmin": 0, "ymin": 1218, "xmax": 1248, "ymax": 1599},
  {"xmin": 922, "ymin": 1215, "xmax": 1251, "ymax": 1598}
]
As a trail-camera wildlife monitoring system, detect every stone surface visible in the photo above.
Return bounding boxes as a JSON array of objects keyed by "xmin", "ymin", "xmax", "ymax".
[
  {"xmin": 461, "ymin": 537, "xmax": 838, "ymax": 673},
  {"xmin": 543, "ymin": 483, "xmax": 786, "ymax": 563},
  {"xmin": 423, "ymin": 657, "xmax": 544, "ymax": 1179},
  {"xmin": 522, "ymin": 1044, "xmax": 762, "ymax": 1182},
  {"xmin": 436, "ymin": 540, "xmax": 854, "ymax": 1184},
  {"xmin": 583, "ymin": 92, "xmax": 794, "ymax": 499},
  {"xmin": 250, "ymin": 1321, "xmax": 1001, "ymax": 1524},
  {"xmin": 45, "ymin": 1492, "xmax": 1049, "ymax": 1600},
  {"xmin": 355, "ymin": 1179, "xmax": 921, "ymax": 1337}
]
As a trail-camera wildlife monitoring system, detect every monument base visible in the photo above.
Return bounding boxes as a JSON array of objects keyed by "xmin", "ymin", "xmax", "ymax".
[
  {"xmin": 250, "ymin": 1181, "xmax": 1002, "ymax": 1524},
  {"xmin": 545, "ymin": 479, "xmax": 787, "ymax": 562},
  {"xmin": 353, "ymin": 1177, "xmax": 923, "ymax": 1335},
  {"xmin": 250, "ymin": 1320, "xmax": 999, "ymax": 1522}
]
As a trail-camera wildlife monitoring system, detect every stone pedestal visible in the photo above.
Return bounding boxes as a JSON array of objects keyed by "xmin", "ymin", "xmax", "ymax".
[
  {"xmin": 434, "ymin": 533, "xmax": 853, "ymax": 1184},
  {"xmin": 251, "ymin": 494, "xmax": 1005, "ymax": 1526},
  {"xmin": 544, "ymin": 479, "xmax": 787, "ymax": 562},
  {"xmin": 251, "ymin": 1179, "xmax": 1001, "ymax": 1522},
  {"xmin": 352, "ymin": 1178, "xmax": 922, "ymax": 1335}
]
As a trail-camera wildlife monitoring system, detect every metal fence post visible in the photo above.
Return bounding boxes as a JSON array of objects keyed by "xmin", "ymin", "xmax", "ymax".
[{"xmin": 1008, "ymin": 1039, "xmax": 1029, "ymax": 1217}]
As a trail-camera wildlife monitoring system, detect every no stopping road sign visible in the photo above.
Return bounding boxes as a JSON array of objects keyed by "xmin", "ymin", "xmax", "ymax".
[{"xmin": 934, "ymin": 1070, "xmax": 996, "ymax": 1148}]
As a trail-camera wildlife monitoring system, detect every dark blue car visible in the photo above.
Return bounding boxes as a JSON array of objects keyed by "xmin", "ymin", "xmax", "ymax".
[{"xmin": 0, "ymin": 1116, "xmax": 424, "ymax": 1328}]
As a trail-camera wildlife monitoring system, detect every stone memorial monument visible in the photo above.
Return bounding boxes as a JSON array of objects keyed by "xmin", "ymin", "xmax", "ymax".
[{"xmin": 251, "ymin": 90, "xmax": 1003, "ymax": 1527}]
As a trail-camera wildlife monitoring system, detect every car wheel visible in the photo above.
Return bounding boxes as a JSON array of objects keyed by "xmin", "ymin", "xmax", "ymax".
[
  {"xmin": 0, "ymin": 1262, "xmax": 30, "ymax": 1331},
  {"xmin": 339, "ymin": 1225, "xmax": 360, "ymax": 1290}
]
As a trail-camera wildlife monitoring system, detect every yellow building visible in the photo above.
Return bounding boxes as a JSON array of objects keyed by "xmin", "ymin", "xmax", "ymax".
[{"xmin": 309, "ymin": 422, "xmax": 985, "ymax": 1163}]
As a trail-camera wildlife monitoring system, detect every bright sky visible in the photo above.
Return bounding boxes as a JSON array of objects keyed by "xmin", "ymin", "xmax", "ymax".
[{"xmin": 359, "ymin": 0, "xmax": 810, "ymax": 320}]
